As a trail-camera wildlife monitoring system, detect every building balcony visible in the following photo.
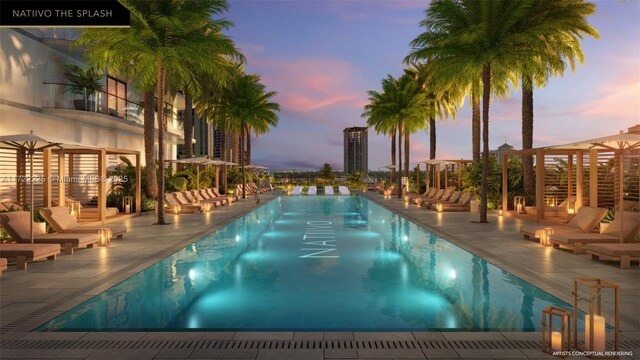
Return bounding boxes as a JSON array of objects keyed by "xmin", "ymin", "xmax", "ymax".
[{"xmin": 42, "ymin": 83, "xmax": 184, "ymax": 137}]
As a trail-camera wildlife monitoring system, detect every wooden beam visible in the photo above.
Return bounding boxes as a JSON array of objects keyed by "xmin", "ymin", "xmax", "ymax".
[
  {"xmin": 98, "ymin": 149, "xmax": 107, "ymax": 222},
  {"xmin": 436, "ymin": 164, "xmax": 441, "ymax": 189},
  {"xmin": 43, "ymin": 148, "xmax": 52, "ymax": 207},
  {"xmin": 444, "ymin": 164, "xmax": 448, "ymax": 188},
  {"xmin": 576, "ymin": 151, "xmax": 583, "ymax": 209},
  {"xmin": 589, "ymin": 149, "xmax": 598, "ymax": 208},
  {"xmin": 502, "ymin": 154, "xmax": 508, "ymax": 214},
  {"xmin": 536, "ymin": 149, "xmax": 545, "ymax": 221},
  {"xmin": 57, "ymin": 151, "xmax": 66, "ymax": 207},
  {"xmin": 136, "ymin": 152, "xmax": 141, "ymax": 216}
]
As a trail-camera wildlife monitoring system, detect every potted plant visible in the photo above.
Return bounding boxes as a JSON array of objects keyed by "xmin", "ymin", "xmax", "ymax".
[{"xmin": 63, "ymin": 64, "xmax": 103, "ymax": 111}]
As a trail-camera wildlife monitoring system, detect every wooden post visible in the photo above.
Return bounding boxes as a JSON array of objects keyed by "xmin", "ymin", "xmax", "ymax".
[
  {"xmin": 502, "ymin": 154, "xmax": 508, "ymax": 214},
  {"xmin": 135, "ymin": 152, "xmax": 141, "ymax": 216},
  {"xmin": 617, "ymin": 150, "xmax": 624, "ymax": 243},
  {"xmin": 16, "ymin": 149, "xmax": 25, "ymax": 205},
  {"xmin": 536, "ymin": 149, "xmax": 545, "ymax": 221},
  {"xmin": 43, "ymin": 148, "xmax": 52, "ymax": 207},
  {"xmin": 457, "ymin": 161, "xmax": 462, "ymax": 189},
  {"xmin": 589, "ymin": 149, "xmax": 598, "ymax": 208},
  {"xmin": 444, "ymin": 164, "xmax": 448, "ymax": 188},
  {"xmin": 68, "ymin": 153, "xmax": 74, "ymax": 198},
  {"xmin": 567, "ymin": 154, "xmax": 573, "ymax": 200},
  {"xmin": 436, "ymin": 164, "xmax": 441, "ymax": 189},
  {"xmin": 57, "ymin": 151, "xmax": 65, "ymax": 207},
  {"xmin": 576, "ymin": 151, "xmax": 583, "ymax": 209},
  {"xmin": 98, "ymin": 149, "xmax": 107, "ymax": 223}
]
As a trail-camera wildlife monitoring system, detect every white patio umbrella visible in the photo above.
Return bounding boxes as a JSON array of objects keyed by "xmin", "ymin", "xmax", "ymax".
[
  {"xmin": 549, "ymin": 131, "xmax": 640, "ymax": 242},
  {"xmin": 0, "ymin": 131, "xmax": 87, "ymax": 243}
]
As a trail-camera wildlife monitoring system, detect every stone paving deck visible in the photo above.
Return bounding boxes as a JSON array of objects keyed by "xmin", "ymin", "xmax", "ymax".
[{"xmin": 0, "ymin": 191, "xmax": 638, "ymax": 359}]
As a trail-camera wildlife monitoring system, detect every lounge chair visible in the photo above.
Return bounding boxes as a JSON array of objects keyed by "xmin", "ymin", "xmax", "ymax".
[
  {"xmin": 586, "ymin": 243, "xmax": 640, "ymax": 269},
  {"xmin": 339, "ymin": 186, "xmax": 350, "ymax": 195},
  {"xmin": 325, "ymin": 186, "xmax": 334, "ymax": 195},
  {"xmin": 164, "ymin": 194, "xmax": 202, "ymax": 213},
  {"xmin": 0, "ymin": 257, "xmax": 7, "ymax": 277},
  {"xmin": 382, "ymin": 184, "xmax": 397, "ymax": 196},
  {"xmin": 192, "ymin": 190, "xmax": 223, "ymax": 207},
  {"xmin": 292, "ymin": 186, "xmax": 302, "ymax": 195},
  {"xmin": 520, "ymin": 206, "xmax": 608, "ymax": 239},
  {"xmin": 212, "ymin": 188, "xmax": 237, "ymax": 203},
  {"xmin": 420, "ymin": 187, "xmax": 455, "ymax": 208},
  {"xmin": 549, "ymin": 211, "xmax": 640, "ymax": 254},
  {"xmin": 0, "ymin": 243, "xmax": 60, "ymax": 270},
  {"xmin": 1, "ymin": 201, "xmax": 23, "ymax": 211},
  {"xmin": 39, "ymin": 207, "xmax": 126, "ymax": 238},
  {"xmin": 432, "ymin": 192, "xmax": 475, "ymax": 212},
  {"xmin": 308, "ymin": 186, "xmax": 317, "ymax": 195},
  {"xmin": 428, "ymin": 191, "xmax": 461, "ymax": 208},
  {"xmin": 409, "ymin": 188, "xmax": 436, "ymax": 204},
  {"xmin": 200, "ymin": 189, "xmax": 229, "ymax": 205},
  {"xmin": 0, "ymin": 212, "xmax": 99, "ymax": 255},
  {"xmin": 524, "ymin": 196, "xmax": 575, "ymax": 217}
]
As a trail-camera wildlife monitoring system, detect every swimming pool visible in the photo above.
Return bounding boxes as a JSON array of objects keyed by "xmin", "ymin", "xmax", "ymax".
[{"xmin": 40, "ymin": 195, "xmax": 570, "ymax": 331}]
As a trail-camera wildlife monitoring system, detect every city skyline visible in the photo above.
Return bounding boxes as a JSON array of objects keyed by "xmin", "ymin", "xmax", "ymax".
[{"xmin": 226, "ymin": 0, "xmax": 640, "ymax": 171}]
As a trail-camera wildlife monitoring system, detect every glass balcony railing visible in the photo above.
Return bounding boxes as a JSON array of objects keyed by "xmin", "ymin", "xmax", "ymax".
[{"xmin": 42, "ymin": 83, "xmax": 183, "ymax": 134}]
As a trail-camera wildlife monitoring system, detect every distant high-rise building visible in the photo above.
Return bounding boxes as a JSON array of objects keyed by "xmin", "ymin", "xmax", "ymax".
[
  {"xmin": 343, "ymin": 127, "xmax": 368, "ymax": 174},
  {"xmin": 177, "ymin": 110, "xmax": 214, "ymax": 159},
  {"xmin": 213, "ymin": 128, "xmax": 242, "ymax": 163}
]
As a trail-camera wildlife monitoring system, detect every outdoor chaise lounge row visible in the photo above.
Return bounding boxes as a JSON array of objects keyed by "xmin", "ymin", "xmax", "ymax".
[
  {"xmin": 236, "ymin": 183, "xmax": 271, "ymax": 195},
  {"xmin": 0, "ymin": 207, "xmax": 127, "ymax": 270},
  {"xmin": 405, "ymin": 187, "xmax": 474, "ymax": 212},
  {"xmin": 164, "ymin": 188, "xmax": 239, "ymax": 214},
  {"xmin": 520, "ymin": 207, "xmax": 640, "ymax": 269}
]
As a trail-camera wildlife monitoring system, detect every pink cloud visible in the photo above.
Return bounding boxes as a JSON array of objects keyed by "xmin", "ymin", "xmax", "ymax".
[{"xmin": 248, "ymin": 57, "xmax": 368, "ymax": 118}]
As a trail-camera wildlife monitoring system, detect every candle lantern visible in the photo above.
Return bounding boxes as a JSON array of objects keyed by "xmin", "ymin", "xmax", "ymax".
[
  {"xmin": 67, "ymin": 201, "xmax": 81, "ymax": 219},
  {"xmin": 542, "ymin": 305, "xmax": 572, "ymax": 354},
  {"xmin": 122, "ymin": 196, "xmax": 133, "ymax": 214},
  {"xmin": 498, "ymin": 207, "xmax": 504, "ymax": 216},
  {"xmin": 540, "ymin": 227, "xmax": 554, "ymax": 246},
  {"xmin": 173, "ymin": 205, "xmax": 181, "ymax": 215},
  {"xmin": 546, "ymin": 195, "xmax": 558, "ymax": 207},
  {"xmin": 514, "ymin": 196, "xmax": 526, "ymax": 214},
  {"xmin": 204, "ymin": 202, "xmax": 213, "ymax": 212},
  {"xmin": 436, "ymin": 203, "xmax": 444, "ymax": 213},
  {"xmin": 98, "ymin": 228, "xmax": 112, "ymax": 246},
  {"xmin": 567, "ymin": 199, "xmax": 576, "ymax": 215},
  {"xmin": 573, "ymin": 278, "xmax": 619, "ymax": 357}
]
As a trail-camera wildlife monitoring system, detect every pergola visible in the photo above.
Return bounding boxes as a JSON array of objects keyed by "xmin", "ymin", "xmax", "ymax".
[
  {"xmin": 501, "ymin": 129, "xmax": 640, "ymax": 222},
  {"xmin": 44, "ymin": 147, "xmax": 142, "ymax": 221},
  {"xmin": 416, "ymin": 159, "xmax": 473, "ymax": 190}
]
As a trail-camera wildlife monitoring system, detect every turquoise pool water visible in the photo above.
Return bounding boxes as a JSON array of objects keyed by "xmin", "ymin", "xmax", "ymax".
[{"xmin": 40, "ymin": 195, "xmax": 570, "ymax": 331}]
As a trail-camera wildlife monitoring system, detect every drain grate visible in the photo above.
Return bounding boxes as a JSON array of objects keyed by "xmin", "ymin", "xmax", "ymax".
[{"xmin": 3, "ymin": 338, "xmax": 638, "ymax": 351}]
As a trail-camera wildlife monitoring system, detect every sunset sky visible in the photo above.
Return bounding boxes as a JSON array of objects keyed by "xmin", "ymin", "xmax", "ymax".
[{"xmin": 226, "ymin": 0, "xmax": 640, "ymax": 171}]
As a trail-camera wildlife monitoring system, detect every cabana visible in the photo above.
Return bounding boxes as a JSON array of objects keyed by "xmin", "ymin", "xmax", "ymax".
[
  {"xmin": 0, "ymin": 133, "xmax": 141, "ymax": 226},
  {"xmin": 501, "ymin": 126, "xmax": 640, "ymax": 226},
  {"xmin": 415, "ymin": 159, "xmax": 473, "ymax": 191}
]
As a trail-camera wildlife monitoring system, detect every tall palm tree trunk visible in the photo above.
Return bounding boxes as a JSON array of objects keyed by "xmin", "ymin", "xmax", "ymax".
[
  {"xmin": 156, "ymin": 62, "xmax": 167, "ymax": 225},
  {"xmin": 522, "ymin": 77, "xmax": 535, "ymax": 195},
  {"xmin": 472, "ymin": 79, "xmax": 481, "ymax": 163},
  {"xmin": 404, "ymin": 129, "xmax": 410, "ymax": 177},
  {"xmin": 220, "ymin": 127, "xmax": 227, "ymax": 192},
  {"xmin": 231, "ymin": 132, "xmax": 239, "ymax": 164},
  {"xmin": 183, "ymin": 88, "xmax": 193, "ymax": 158},
  {"xmin": 240, "ymin": 123, "xmax": 246, "ymax": 199},
  {"xmin": 390, "ymin": 129, "xmax": 396, "ymax": 181},
  {"xmin": 429, "ymin": 117, "xmax": 436, "ymax": 160},
  {"xmin": 246, "ymin": 128, "xmax": 251, "ymax": 165},
  {"xmin": 143, "ymin": 91, "xmax": 158, "ymax": 197},
  {"xmin": 397, "ymin": 122, "xmax": 403, "ymax": 198},
  {"xmin": 480, "ymin": 65, "xmax": 491, "ymax": 223}
]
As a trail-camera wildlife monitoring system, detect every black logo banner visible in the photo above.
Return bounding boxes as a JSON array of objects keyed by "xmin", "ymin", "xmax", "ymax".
[{"xmin": 0, "ymin": 0, "xmax": 130, "ymax": 27}]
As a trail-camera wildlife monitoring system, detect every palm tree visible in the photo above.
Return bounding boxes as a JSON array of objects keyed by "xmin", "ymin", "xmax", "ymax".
[
  {"xmin": 517, "ymin": 1, "xmax": 598, "ymax": 194},
  {"xmin": 407, "ymin": 0, "xmax": 554, "ymax": 222},
  {"xmin": 215, "ymin": 73, "xmax": 279, "ymax": 199},
  {"xmin": 362, "ymin": 75, "xmax": 430, "ymax": 198},
  {"xmin": 77, "ymin": 0, "xmax": 240, "ymax": 225},
  {"xmin": 404, "ymin": 61, "xmax": 461, "ymax": 161},
  {"xmin": 363, "ymin": 78, "xmax": 398, "ymax": 182}
]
